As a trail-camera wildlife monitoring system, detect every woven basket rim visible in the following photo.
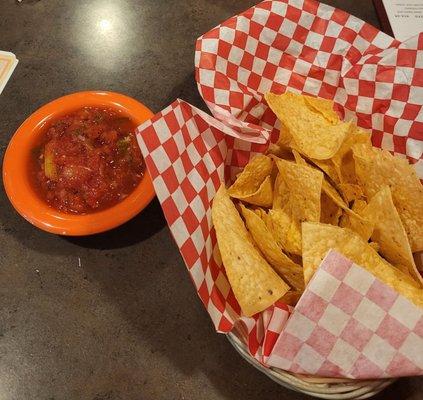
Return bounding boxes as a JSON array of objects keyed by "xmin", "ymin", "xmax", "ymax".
[{"xmin": 227, "ymin": 331, "xmax": 395, "ymax": 399}]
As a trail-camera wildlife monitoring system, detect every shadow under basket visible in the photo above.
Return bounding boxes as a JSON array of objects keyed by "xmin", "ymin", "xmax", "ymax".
[{"xmin": 227, "ymin": 332, "xmax": 395, "ymax": 399}]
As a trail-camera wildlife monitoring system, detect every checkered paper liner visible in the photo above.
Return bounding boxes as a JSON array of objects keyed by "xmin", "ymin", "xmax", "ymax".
[
  {"xmin": 195, "ymin": 0, "xmax": 423, "ymax": 174},
  {"xmin": 137, "ymin": 0, "xmax": 423, "ymax": 379}
]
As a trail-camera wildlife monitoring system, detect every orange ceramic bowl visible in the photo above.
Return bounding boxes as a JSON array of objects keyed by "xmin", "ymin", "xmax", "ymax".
[{"xmin": 3, "ymin": 91, "xmax": 155, "ymax": 236}]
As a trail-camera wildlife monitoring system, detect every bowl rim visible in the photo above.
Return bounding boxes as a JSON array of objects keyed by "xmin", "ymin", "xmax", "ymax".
[{"xmin": 2, "ymin": 90, "xmax": 156, "ymax": 236}]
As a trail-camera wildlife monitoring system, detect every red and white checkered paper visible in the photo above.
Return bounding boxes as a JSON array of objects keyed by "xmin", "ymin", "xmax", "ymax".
[
  {"xmin": 268, "ymin": 250, "xmax": 423, "ymax": 378},
  {"xmin": 137, "ymin": 0, "xmax": 423, "ymax": 379}
]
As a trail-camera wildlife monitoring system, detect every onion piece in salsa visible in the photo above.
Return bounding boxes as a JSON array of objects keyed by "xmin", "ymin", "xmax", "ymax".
[{"xmin": 32, "ymin": 107, "xmax": 144, "ymax": 214}]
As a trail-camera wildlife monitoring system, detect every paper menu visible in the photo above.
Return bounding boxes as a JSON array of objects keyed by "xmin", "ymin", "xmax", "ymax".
[
  {"xmin": 0, "ymin": 51, "xmax": 18, "ymax": 95},
  {"xmin": 382, "ymin": 0, "xmax": 423, "ymax": 41}
]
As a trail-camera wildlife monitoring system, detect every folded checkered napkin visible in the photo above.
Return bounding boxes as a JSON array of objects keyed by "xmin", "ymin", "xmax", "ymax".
[
  {"xmin": 268, "ymin": 250, "xmax": 423, "ymax": 378},
  {"xmin": 137, "ymin": 0, "xmax": 423, "ymax": 379}
]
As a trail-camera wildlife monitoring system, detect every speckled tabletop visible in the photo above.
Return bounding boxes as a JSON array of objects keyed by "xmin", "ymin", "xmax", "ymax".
[{"xmin": 0, "ymin": 1, "xmax": 422, "ymax": 399}]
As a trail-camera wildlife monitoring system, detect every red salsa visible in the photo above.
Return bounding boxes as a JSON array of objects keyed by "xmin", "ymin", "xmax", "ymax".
[{"xmin": 32, "ymin": 107, "xmax": 144, "ymax": 214}]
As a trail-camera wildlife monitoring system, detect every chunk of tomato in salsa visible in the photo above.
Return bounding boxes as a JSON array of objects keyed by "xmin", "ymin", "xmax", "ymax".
[{"xmin": 32, "ymin": 107, "xmax": 144, "ymax": 214}]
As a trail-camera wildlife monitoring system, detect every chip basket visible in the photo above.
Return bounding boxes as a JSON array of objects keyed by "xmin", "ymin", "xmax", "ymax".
[{"xmin": 227, "ymin": 331, "xmax": 395, "ymax": 399}]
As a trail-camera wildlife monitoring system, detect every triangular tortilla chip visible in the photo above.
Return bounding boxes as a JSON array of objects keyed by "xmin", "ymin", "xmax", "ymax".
[
  {"xmin": 353, "ymin": 144, "xmax": 423, "ymax": 252},
  {"xmin": 272, "ymin": 172, "xmax": 287, "ymax": 210},
  {"xmin": 264, "ymin": 209, "xmax": 302, "ymax": 256},
  {"xmin": 292, "ymin": 149, "xmax": 360, "ymax": 220},
  {"xmin": 332, "ymin": 127, "xmax": 371, "ymax": 184},
  {"xmin": 274, "ymin": 158, "xmax": 323, "ymax": 222},
  {"xmin": 363, "ymin": 187, "xmax": 422, "ymax": 286},
  {"xmin": 240, "ymin": 205, "xmax": 304, "ymax": 291},
  {"xmin": 311, "ymin": 158, "xmax": 341, "ymax": 185},
  {"xmin": 212, "ymin": 186, "xmax": 289, "ymax": 316},
  {"xmin": 265, "ymin": 92, "xmax": 352, "ymax": 160},
  {"xmin": 228, "ymin": 154, "xmax": 272, "ymax": 197},
  {"xmin": 304, "ymin": 95, "xmax": 340, "ymax": 124},
  {"xmin": 231, "ymin": 175, "xmax": 273, "ymax": 207}
]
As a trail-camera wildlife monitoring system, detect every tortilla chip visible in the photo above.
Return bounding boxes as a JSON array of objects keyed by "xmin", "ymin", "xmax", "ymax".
[
  {"xmin": 415, "ymin": 252, "xmax": 423, "ymax": 273},
  {"xmin": 334, "ymin": 151, "xmax": 355, "ymax": 184},
  {"xmin": 363, "ymin": 187, "xmax": 422, "ymax": 286},
  {"xmin": 338, "ymin": 211, "xmax": 348, "ymax": 228},
  {"xmin": 302, "ymin": 223, "xmax": 423, "ymax": 307},
  {"xmin": 337, "ymin": 183, "xmax": 365, "ymax": 203},
  {"xmin": 333, "ymin": 128, "xmax": 371, "ymax": 168},
  {"xmin": 212, "ymin": 186, "xmax": 289, "ymax": 316},
  {"xmin": 304, "ymin": 95, "xmax": 340, "ymax": 124},
  {"xmin": 351, "ymin": 199, "xmax": 367, "ymax": 214},
  {"xmin": 332, "ymin": 127, "xmax": 372, "ymax": 183},
  {"xmin": 322, "ymin": 179, "xmax": 349, "ymax": 211},
  {"xmin": 267, "ymin": 143, "xmax": 294, "ymax": 161},
  {"xmin": 321, "ymin": 192, "xmax": 342, "ymax": 225},
  {"xmin": 276, "ymin": 122, "xmax": 293, "ymax": 148},
  {"xmin": 265, "ymin": 209, "xmax": 303, "ymax": 256},
  {"xmin": 240, "ymin": 205, "xmax": 304, "ymax": 290},
  {"xmin": 280, "ymin": 290, "xmax": 303, "ymax": 306},
  {"xmin": 353, "ymin": 126, "xmax": 372, "ymax": 140},
  {"xmin": 272, "ymin": 172, "xmax": 286, "ymax": 209},
  {"xmin": 292, "ymin": 148, "xmax": 352, "ymax": 217},
  {"xmin": 265, "ymin": 92, "xmax": 352, "ymax": 160},
  {"xmin": 274, "ymin": 158, "xmax": 323, "ymax": 222},
  {"xmin": 311, "ymin": 158, "xmax": 341, "ymax": 185},
  {"xmin": 233, "ymin": 175, "xmax": 273, "ymax": 207},
  {"xmin": 291, "ymin": 148, "xmax": 307, "ymax": 166},
  {"xmin": 344, "ymin": 199, "xmax": 374, "ymax": 241},
  {"xmin": 228, "ymin": 154, "xmax": 272, "ymax": 197},
  {"xmin": 253, "ymin": 207, "xmax": 267, "ymax": 219},
  {"xmin": 369, "ymin": 242, "xmax": 380, "ymax": 252},
  {"xmin": 353, "ymin": 144, "xmax": 423, "ymax": 252},
  {"xmin": 292, "ymin": 149, "xmax": 341, "ymax": 187}
]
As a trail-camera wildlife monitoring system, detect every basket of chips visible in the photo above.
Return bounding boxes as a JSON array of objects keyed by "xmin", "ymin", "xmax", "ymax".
[{"xmin": 137, "ymin": 0, "xmax": 423, "ymax": 397}]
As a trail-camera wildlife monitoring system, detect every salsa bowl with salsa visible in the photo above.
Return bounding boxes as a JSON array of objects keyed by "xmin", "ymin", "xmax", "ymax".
[{"xmin": 3, "ymin": 91, "xmax": 155, "ymax": 235}]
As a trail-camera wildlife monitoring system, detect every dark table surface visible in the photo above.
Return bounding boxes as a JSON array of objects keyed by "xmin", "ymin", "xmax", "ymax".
[{"xmin": 0, "ymin": 1, "xmax": 421, "ymax": 399}]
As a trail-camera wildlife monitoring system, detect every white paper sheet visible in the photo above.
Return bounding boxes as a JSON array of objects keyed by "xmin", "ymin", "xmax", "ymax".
[
  {"xmin": 382, "ymin": 0, "xmax": 423, "ymax": 41},
  {"xmin": 0, "ymin": 51, "xmax": 18, "ymax": 95}
]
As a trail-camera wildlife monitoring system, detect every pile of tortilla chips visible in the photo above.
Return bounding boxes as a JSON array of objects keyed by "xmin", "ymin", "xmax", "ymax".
[{"xmin": 212, "ymin": 92, "xmax": 423, "ymax": 317}]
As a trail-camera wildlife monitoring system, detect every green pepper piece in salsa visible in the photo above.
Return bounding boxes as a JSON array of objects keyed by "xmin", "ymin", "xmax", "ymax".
[{"xmin": 44, "ymin": 145, "xmax": 57, "ymax": 180}]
